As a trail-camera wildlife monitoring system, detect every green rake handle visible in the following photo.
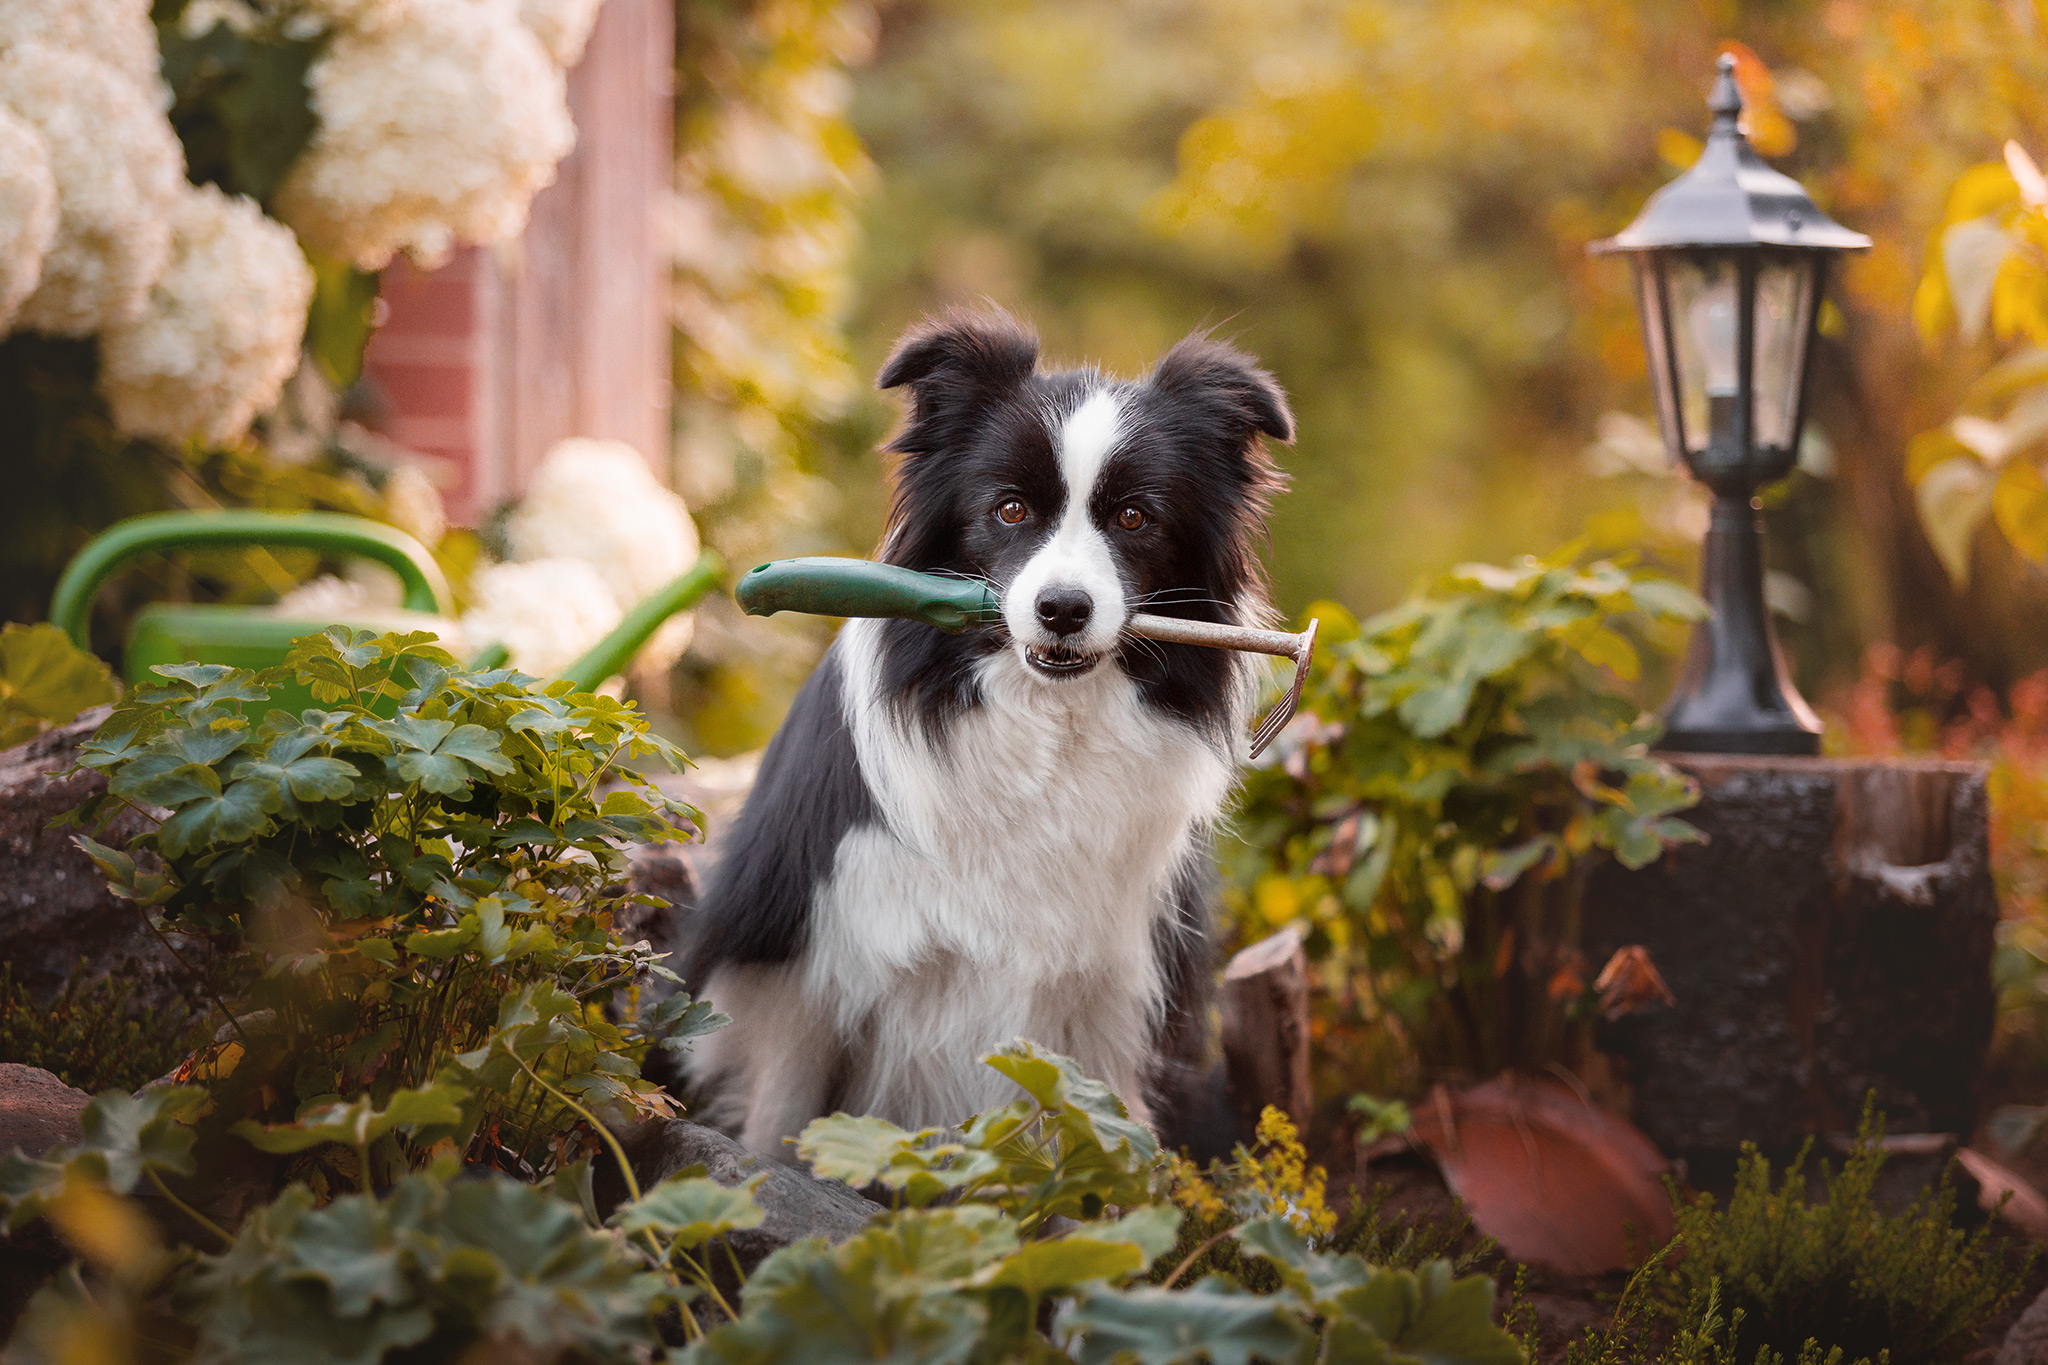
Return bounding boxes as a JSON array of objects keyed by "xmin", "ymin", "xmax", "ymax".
[
  {"xmin": 736, "ymin": 557, "xmax": 1000, "ymax": 632},
  {"xmin": 734, "ymin": 555, "xmax": 1316, "ymax": 757}
]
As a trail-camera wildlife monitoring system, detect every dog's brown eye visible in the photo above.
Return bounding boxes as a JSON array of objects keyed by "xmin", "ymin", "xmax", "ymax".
[
  {"xmin": 1117, "ymin": 506, "xmax": 1146, "ymax": 531},
  {"xmin": 996, "ymin": 499, "xmax": 1027, "ymax": 525}
]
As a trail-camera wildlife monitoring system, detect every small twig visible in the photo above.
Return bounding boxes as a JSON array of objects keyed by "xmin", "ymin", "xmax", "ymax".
[
  {"xmin": 676, "ymin": 1245, "xmax": 741, "ymax": 1322},
  {"xmin": 1160, "ymin": 1226, "xmax": 1237, "ymax": 1290},
  {"xmin": 146, "ymin": 1168, "xmax": 231, "ymax": 1248},
  {"xmin": 512, "ymin": 1051, "xmax": 641, "ymax": 1205}
]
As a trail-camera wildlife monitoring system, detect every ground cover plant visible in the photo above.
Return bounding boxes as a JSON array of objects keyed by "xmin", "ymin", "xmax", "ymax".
[
  {"xmin": 0, "ymin": 632, "xmax": 1527, "ymax": 1362},
  {"xmin": 0, "ymin": 961, "xmax": 203, "ymax": 1094},
  {"xmin": 1559, "ymin": 1108, "xmax": 2033, "ymax": 1365},
  {"xmin": 1225, "ymin": 548, "xmax": 1706, "ymax": 1096}
]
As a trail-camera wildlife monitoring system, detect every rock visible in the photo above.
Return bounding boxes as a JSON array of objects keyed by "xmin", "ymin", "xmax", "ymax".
[
  {"xmin": 0, "ymin": 1066, "xmax": 90, "ymax": 1335},
  {"xmin": 0, "ymin": 708, "xmax": 214, "ymax": 1014},
  {"xmin": 2000, "ymin": 1284, "xmax": 2048, "ymax": 1365},
  {"xmin": 600, "ymin": 1117, "xmax": 882, "ymax": 1281},
  {"xmin": 1583, "ymin": 756, "xmax": 1996, "ymax": 1161},
  {"xmin": 0, "ymin": 1063, "xmax": 90, "ymax": 1159}
]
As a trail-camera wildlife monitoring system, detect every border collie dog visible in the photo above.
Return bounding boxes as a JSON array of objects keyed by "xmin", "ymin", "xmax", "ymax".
[{"xmin": 680, "ymin": 309, "xmax": 1291, "ymax": 1157}]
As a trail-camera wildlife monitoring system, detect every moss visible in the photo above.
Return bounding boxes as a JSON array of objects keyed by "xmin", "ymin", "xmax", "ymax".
[{"xmin": 0, "ymin": 960, "xmax": 202, "ymax": 1093}]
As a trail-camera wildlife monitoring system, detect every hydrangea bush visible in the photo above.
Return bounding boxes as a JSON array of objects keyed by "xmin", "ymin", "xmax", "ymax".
[{"xmin": 0, "ymin": 0, "xmax": 597, "ymax": 450}]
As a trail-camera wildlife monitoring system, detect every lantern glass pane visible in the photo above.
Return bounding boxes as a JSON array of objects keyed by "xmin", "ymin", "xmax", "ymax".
[
  {"xmin": 1667, "ymin": 255, "xmax": 1742, "ymax": 457},
  {"xmin": 1635, "ymin": 259, "xmax": 1683, "ymax": 462},
  {"xmin": 1751, "ymin": 254, "xmax": 1816, "ymax": 453}
]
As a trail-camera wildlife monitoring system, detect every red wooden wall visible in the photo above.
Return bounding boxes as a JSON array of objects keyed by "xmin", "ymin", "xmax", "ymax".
[{"xmin": 360, "ymin": 0, "xmax": 675, "ymax": 523}]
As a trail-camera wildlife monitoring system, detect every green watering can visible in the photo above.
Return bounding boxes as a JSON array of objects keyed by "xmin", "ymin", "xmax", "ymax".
[
  {"xmin": 735, "ymin": 556, "xmax": 1317, "ymax": 757},
  {"xmin": 51, "ymin": 509, "xmax": 722, "ymax": 715}
]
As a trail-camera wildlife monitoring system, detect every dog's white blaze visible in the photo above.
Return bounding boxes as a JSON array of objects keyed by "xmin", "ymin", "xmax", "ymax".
[
  {"xmin": 1003, "ymin": 388, "xmax": 1128, "ymax": 659},
  {"xmin": 697, "ymin": 616, "xmax": 1238, "ymax": 1150}
]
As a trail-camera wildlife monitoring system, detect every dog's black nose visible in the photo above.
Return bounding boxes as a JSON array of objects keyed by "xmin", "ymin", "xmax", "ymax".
[{"xmin": 1035, "ymin": 587, "xmax": 1093, "ymax": 637}]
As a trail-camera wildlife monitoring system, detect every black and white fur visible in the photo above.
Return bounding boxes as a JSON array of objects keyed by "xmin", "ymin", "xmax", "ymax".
[{"xmin": 680, "ymin": 309, "xmax": 1291, "ymax": 1157}]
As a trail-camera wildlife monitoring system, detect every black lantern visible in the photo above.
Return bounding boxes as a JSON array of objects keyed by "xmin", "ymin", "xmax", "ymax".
[{"xmin": 1592, "ymin": 55, "xmax": 1869, "ymax": 755}]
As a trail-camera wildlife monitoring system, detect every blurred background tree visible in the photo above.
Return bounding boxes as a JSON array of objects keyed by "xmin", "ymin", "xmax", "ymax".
[{"xmin": 803, "ymin": 0, "xmax": 2048, "ymax": 740}]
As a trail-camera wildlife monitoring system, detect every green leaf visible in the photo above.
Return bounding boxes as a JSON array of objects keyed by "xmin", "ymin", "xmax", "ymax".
[
  {"xmin": 797, "ymin": 1113, "xmax": 927, "ymax": 1186},
  {"xmin": 0, "ymin": 622, "xmax": 117, "ymax": 747},
  {"xmin": 1397, "ymin": 677, "xmax": 1477, "ymax": 738},
  {"xmin": 1325, "ymin": 1261, "xmax": 1521, "ymax": 1365},
  {"xmin": 1234, "ymin": 1215, "xmax": 1374, "ymax": 1305},
  {"xmin": 982, "ymin": 1041, "xmax": 1157, "ymax": 1169},
  {"xmin": 647, "ymin": 993, "xmax": 731, "ymax": 1053},
  {"xmin": 0, "ymin": 1087, "xmax": 206, "ymax": 1229},
  {"xmin": 230, "ymin": 734, "xmax": 359, "ymax": 819},
  {"xmin": 1067, "ymin": 1276, "xmax": 1315, "ymax": 1365},
  {"xmin": 156, "ymin": 776, "xmax": 277, "ymax": 858},
  {"xmin": 305, "ymin": 255, "xmax": 384, "ymax": 390},
  {"xmin": 284, "ymin": 1192, "xmax": 409, "ymax": 1316},
  {"xmin": 1918, "ymin": 456, "xmax": 1995, "ymax": 585},
  {"xmin": 379, "ymin": 716, "xmax": 513, "ymax": 794},
  {"xmin": 1572, "ymin": 626, "xmax": 1641, "ymax": 681},
  {"xmin": 212, "ymin": 33, "xmax": 320, "ymax": 200},
  {"xmin": 611, "ymin": 1173, "xmax": 767, "ymax": 1249},
  {"xmin": 231, "ymin": 1082, "xmax": 469, "ymax": 1155},
  {"xmin": 1626, "ymin": 577, "xmax": 1708, "ymax": 622},
  {"xmin": 980, "ymin": 1235, "xmax": 1142, "ymax": 1297}
]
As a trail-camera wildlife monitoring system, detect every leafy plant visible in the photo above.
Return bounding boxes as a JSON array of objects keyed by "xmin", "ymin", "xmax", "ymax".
[
  {"xmin": 0, "ymin": 960, "xmax": 204, "ymax": 1094},
  {"xmin": 688, "ymin": 1047, "xmax": 1524, "ymax": 1364},
  {"xmin": 1, "ymin": 1044, "xmax": 1523, "ymax": 1363},
  {"xmin": 1565, "ymin": 1106, "xmax": 2031, "ymax": 1365},
  {"xmin": 66, "ymin": 630, "xmax": 716, "ymax": 1192},
  {"xmin": 1226, "ymin": 548, "xmax": 1705, "ymax": 1089},
  {"xmin": 0, "ymin": 621, "xmax": 119, "ymax": 749},
  {"xmin": 1908, "ymin": 140, "xmax": 2048, "ymax": 585}
]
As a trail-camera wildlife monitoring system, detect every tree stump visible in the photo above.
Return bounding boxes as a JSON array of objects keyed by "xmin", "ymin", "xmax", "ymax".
[
  {"xmin": 1220, "ymin": 926, "xmax": 1313, "ymax": 1132},
  {"xmin": 1582, "ymin": 756, "xmax": 1996, "ymax": 1160}
]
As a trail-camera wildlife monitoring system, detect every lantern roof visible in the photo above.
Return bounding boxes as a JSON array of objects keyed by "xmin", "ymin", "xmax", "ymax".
[{"xmin": 1590, "ymin": 55, "xmax": 1870, "ymax": 256}]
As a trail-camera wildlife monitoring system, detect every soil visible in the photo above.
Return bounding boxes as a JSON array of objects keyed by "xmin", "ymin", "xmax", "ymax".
[{"xmin": 1312, "ymin": 1106, "xmax": 2048, "ymax": 1362}]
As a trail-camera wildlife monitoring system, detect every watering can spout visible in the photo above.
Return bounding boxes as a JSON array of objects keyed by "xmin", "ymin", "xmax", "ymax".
[{"xmin": 557, "ymin": 551, "xmax": 724, "ymax": 691}]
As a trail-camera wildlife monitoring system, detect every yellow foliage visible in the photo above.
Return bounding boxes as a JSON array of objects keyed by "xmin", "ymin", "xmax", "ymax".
[
  {"xmin": 1165, "ymin": 1105, "xmax": 1336, "ymax": 1239},
  {"xmin": 1995, "ymin": 459, "xmax": 2048, "ymax": 562},
  {"xmin": 46, "ymin": 1179, "xmax": 162, "ymax": 1284}
]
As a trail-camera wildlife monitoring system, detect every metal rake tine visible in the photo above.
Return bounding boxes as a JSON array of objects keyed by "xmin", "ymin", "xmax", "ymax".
[{"xmin": 1248, "ymin": 617, "xmax": 1316, "ymax": 760}]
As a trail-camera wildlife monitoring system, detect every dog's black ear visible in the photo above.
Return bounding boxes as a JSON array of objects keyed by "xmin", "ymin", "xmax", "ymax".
[
  {"xmin": 1148, "ymin": 334, "xmax": 1294, "ymax": 444},
  {"xmin": 878, "ymin": 311, "xmax": 1039, "ymax": 458},
  {"xmin": 878, "ymin": 308, "xmax": 1039, "ymax": 392}
]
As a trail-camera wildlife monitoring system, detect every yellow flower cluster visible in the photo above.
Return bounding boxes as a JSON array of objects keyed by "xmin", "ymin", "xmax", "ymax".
[{"xmin": 1165, "ymin": 1105, "xmax": 1337, "ymax": 1240}]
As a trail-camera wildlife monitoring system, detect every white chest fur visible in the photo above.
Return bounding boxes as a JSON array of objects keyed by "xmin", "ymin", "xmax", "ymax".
[{"xmin": 800, "ymin": 618, "xmax": 1237, "ymax": 1128}]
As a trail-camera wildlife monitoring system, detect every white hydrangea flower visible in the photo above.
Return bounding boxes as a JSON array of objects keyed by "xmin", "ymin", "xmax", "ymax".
[
  {"xmin": 274, "ymin": 0, "xmax": 574, "ymax": 270},
  {"xmin": 272, "ymin": 573, "xmax": 371, "ymax": 619},
  {"xmin": 460, "ymin": 557, "xmax": 622, "ymax": 681},
  {"xmin": 516, "ymin": 0, "xmax": 603, "ymax": 67},
  {"xmin": 382, "ymin": 462, "xmax": 448, "ymax": 549},
  {"xmin": 0, "ymin": 0, "xmax": 168, "ymax": 106},
  {"xmin": 504, "ymin": 437, "xmax": 701, "ymax": 668},
  {"xmin": 0, "ymin": 108, "xmax": 56, "ymax": 331},
  {"xmin": 177, "ymin": 0, "xmax": 262, "ymax": 37},
  {"xmin": 0, "ymin": 45, "xmax": 184, "ymax": 335},
  {"xmin": 97, "ymin": 184, "xmax": 315, "ymax": 445}
]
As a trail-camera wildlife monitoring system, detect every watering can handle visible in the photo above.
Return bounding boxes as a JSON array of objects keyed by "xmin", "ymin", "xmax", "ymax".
[
  {"xmin": 735, "ymin": 557, "xmax": 1001, "ymax": 632},
  {"xmin": 49, "ymin": 510, "xmax": 452, "ymax": 650}
]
